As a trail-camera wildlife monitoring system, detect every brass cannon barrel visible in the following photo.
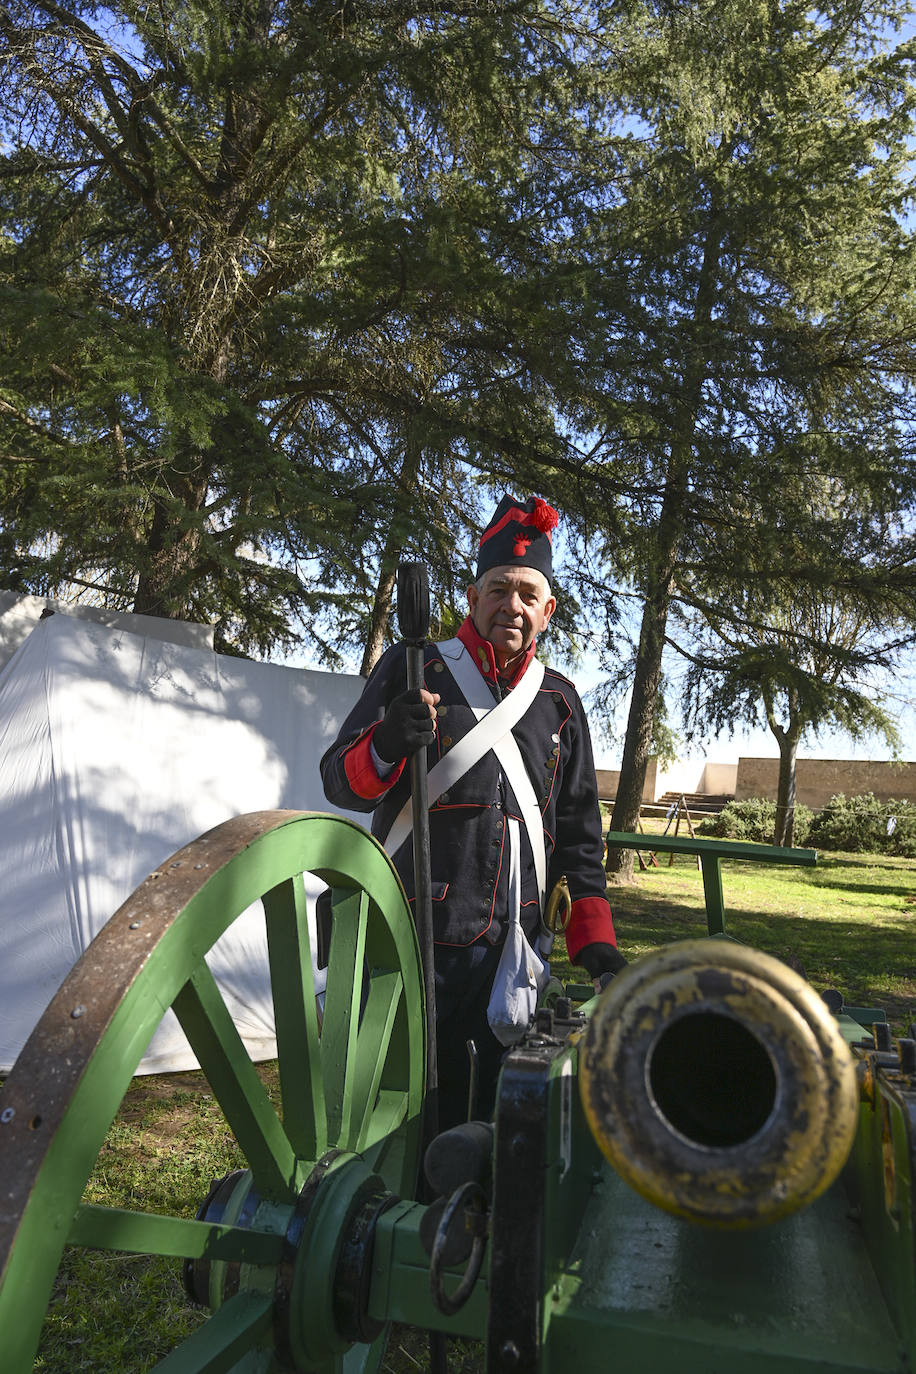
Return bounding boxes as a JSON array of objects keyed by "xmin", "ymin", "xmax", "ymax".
[{"xmin": 578, "ymin": 939, "xmax": 859, "ymax": 1229}]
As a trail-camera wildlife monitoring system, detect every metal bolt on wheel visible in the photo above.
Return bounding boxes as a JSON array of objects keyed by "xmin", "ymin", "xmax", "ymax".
[{"xmin": 0, "ymin": 811, "xmax": 426, "ymax": 1373}]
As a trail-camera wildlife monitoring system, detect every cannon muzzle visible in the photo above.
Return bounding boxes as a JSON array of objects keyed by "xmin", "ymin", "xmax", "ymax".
[{"xmin": 578, "ymin": 939, "xmax": 858, "ymax": 1229}]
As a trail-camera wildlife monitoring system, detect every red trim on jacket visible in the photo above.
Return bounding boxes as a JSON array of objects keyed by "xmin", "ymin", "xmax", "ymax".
[
  {"xmin": 342, "ymin": 724, "xmax": 406, "ymax": 800},
  {"xmin": 456, "ymin": 616, "xmax": 536, "ymax": 689},
  {"xmin": 564, "ymin": 895, "xmax": 617, "ymax": 961}
]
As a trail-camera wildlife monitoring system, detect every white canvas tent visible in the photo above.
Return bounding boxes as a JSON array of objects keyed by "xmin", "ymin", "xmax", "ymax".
[
  {"xmin": 0, "ymin": 612, "xmax": 366, "ymax": 1073},
  {"xmin": 0, "ymin": 588, "xmax": 215, "ymax": 669}
]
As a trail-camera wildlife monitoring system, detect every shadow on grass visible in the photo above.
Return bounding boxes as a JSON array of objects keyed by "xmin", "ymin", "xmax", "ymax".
[
  {"xmin": 791, "ymin": 874, "xmax": 916, "ymax": 900},
  {"xmin": 601, "ymin": 888, "xmax": 916, "ymax": 1032},
  {"xmin": 808, "ymin": 852, "xmax": 916, "ymax": 871}
]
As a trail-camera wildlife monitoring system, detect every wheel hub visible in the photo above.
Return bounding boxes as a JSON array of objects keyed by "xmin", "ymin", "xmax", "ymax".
[{"xmin": 185, "ymin": 1151, "xmax": 398, "ymax": 1372}]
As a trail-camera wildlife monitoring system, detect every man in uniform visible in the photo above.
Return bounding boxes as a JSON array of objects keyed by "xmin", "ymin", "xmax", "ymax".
[{"xmin": 321, "ymin": 495, "xmax": 624, "ymax": 1128}]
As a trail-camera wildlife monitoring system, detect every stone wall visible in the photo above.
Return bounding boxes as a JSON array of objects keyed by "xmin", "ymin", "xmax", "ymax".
[
  {"xmin": 596, "ymin": 757, "xmax": 657, "ymax": 803},
  {"xmin": 595, "ymin": 757, "xmax": 739, "ymax": 803},
  {"xmin": 701, "ymin": 760, "xmax": 739, "ymax": 796},
  {"xmin": 735, "ymin": 757, "xmax": 916, "ymax": 808}
]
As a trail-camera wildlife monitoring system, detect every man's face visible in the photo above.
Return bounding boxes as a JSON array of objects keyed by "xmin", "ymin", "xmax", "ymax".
[{"xmin": 467, "ymin": 565, "xmax": 556, "ymax": 667}]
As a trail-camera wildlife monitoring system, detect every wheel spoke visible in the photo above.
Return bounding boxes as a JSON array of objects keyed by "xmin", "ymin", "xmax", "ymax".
[
  {"xmin": 321, "ymin": 888, "xmax": 369, "ymax": 1147},
  {"xmin": 361, "ymin": 1129, "xmax": 408, "ymax": 1186},
  {"xmin": 149, "ymin": 1291, "xmax": 273, "ymax": 1374},
  {"xmin": 342, "ymin": 1327, "xmax": 389, "ymax": 1374},
  {"xmin": 348, "ymin": 970, "xmax": 405, "ymax": 1151},
  {"xmin": 262, "ymin": 874, "xmax": 327, "ymax": 1161},
  {"xmin": 67, "ymin": 1204, "xmax": 284, "ymax": 1264},
  {"xmin": 173, "ymin": 962, "xmax": 297, "ymax": 1201},
  {"xmin": 357, "ymin": 1089, "xmax": 410, "ymax": 1155}
]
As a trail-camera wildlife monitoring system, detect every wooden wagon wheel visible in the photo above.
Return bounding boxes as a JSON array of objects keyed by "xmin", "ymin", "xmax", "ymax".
[{"xmin": 0, "ymin": 811, "xmax": 425, "ymax": 1373}]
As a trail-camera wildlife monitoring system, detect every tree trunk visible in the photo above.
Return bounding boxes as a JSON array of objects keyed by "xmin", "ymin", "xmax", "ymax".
[
  {"xmin": 607, "ymin": 548, "xmax": 677, "ymax": 880},
  {"xmin": 770, "ymin": 723, "xmax": 802, "ymax": 847},
  {"xmin": 132, "ymin": 474, "xmax": 208, "ymax": 620},
  {"xmin": 606, "ymin": 204, "xmax": 724, "ymax": 880},
  {"xmin": 360, "ymin": 563, "xmax": 398, "ymax": 676},
  {"xmin": 359, "ymin": 440, "xmax": 423, "ymax": 676},
  {"xmin": 764, "ymin": 682, "xmax": 803, "ymax": 847}
]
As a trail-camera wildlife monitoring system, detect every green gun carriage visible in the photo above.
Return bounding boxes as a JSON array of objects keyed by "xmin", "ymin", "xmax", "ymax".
[{"xmin": 0, "ymin": 811, "xmax": 913, "ymax": 1372}]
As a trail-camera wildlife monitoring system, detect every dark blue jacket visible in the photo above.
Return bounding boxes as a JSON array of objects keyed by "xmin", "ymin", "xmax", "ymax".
[{"xmin": 320, "ymin": 624, "xmax": 616, "ymax": 957}]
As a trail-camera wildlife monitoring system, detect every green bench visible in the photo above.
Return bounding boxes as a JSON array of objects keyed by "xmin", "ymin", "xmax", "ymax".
[{"xmin": 604, "ymin": 830, "xmax": 818, "ymax": 938}]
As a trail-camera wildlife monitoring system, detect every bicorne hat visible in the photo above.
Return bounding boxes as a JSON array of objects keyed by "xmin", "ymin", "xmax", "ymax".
[{"xmin": 475, "ymin": 495, "xmax": 558, "ymax": 583}]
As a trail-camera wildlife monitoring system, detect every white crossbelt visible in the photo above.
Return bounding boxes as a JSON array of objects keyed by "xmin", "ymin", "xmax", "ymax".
[{"xmin": 383, "ymin": 638, "xmax": 548, "ymax": 912}]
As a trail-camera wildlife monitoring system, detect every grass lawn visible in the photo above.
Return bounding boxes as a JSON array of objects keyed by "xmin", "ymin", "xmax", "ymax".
[
  {"xmin": 17, "ymin": 840, "xmax": 916, "ymax": 1369},
  {"xmin": 591, "ymin": 840, "xmax": 916, "ymax": 1035}
]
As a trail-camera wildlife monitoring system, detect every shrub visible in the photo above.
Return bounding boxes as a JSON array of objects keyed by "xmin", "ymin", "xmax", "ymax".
[
  {"xmin": 807, "ymin": 794, "xmax": 916, "ymax": 858},
  {"xmin": 697, "ymin": 799, "xmax": 813, "ymax": 846}
]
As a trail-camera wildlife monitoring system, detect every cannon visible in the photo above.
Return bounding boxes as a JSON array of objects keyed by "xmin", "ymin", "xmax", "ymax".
[{"xmin": 0, "ymin": 810, "xmax": 914, "ymax": 1372}]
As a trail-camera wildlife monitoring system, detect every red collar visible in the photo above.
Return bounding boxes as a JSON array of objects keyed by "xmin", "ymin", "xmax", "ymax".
[{"xmin": 456, "ymin": 616, "xmax": 536, "ymax": 689}]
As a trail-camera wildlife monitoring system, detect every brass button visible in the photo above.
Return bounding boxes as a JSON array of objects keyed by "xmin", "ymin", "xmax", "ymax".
[
  {"xmin": 442, "ymin": 735, "xmax": 453, "ymax": 748},
  {"xmin": 440, "ymin": 792, "xmax": 450, "ymax": 805},
  {"xmin": 433, "ymin": 662, "xmax": 444, "ymax": 673},
  {"xmin": 437, "ymin": 705, "xmax": 448, "ymax": 717}
]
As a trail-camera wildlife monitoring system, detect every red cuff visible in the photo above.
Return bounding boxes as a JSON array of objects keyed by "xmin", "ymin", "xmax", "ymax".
[
  {"xmin": 342, "ymin": 725, "xmax": 406, "ymax": 800},
  {"xmin": 564, "ymin": 895, "xmax": 617, "ymax": 962}
]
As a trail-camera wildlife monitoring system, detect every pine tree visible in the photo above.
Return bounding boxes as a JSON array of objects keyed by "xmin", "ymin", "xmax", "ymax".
[
  {"xmin": 554, "ymin": 0, "xmax": 916, "ymax": 874},
  {"xmin": 0, "ymin": 0, "xmax": 592, "ymax": 655}
]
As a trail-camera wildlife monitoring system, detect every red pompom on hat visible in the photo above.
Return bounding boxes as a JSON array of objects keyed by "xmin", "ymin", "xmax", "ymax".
[{"xmin": 475, "ymin": 495, "xmax": 559, "ymax": 582}]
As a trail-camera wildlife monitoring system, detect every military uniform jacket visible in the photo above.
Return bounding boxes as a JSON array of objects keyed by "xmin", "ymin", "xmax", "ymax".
[{"xmin": 320, "ymin": 618, "xmax": 616, "ymax": 961}]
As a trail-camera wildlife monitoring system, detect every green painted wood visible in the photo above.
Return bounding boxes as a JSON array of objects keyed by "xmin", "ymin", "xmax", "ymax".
[
  {"xmin": 173, "ymin": 963, "xmax": 299, "ymax": 1201},
  {"xmin": 848, "ymin": 1084, "xmax": 916, "ymax": 1362},
  {"xmin": 357, "ymin": 1087, "xmax": 410, "ymax": 1156},
  {"xmin": 606, "ymin": 830, "xmax": 817, "ymax": 864},
  {"xmin": 368, "ymin": 1200, "xmax": 489, "ymax": 1338},
  {"xmin": 68, "ymin": 1203, "xmax": 284, "ymax": 1263},
  {"xmin": 843, "ymin": 1007, "xmax": 888, "ymax": 1026},
  {"xmin": 348, "ymin": 970, "xmax": 405, "ymax": 1150},
  {"xmin": 699, "ymin": 855, "xmax": 727, "ymax": 936},
  {"xmin": 546, "ymin": 1165, "xmax": 905, "ymax": 1373},
  {"xmin": 150, "ymin": 1290, "xmax": 274, "ymax": 1373},
  {"xmin": 322, "ymin": 888, "xmax": 370, "ymax": 1149},
  {"xmin": 263, "ymin": 872, "xmax": 327, "ymax": 1162},
  {"xmin": 0, "ymin": 812, "xmax": 425, "ymax": 1373},
  {"xmin": 606, "ymin": 830, "xmax": 817, "ymax": 937}
]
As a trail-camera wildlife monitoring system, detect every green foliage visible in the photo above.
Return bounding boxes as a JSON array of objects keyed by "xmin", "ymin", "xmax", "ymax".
[
  {"xmin": 649, "ymin": 690, "xmax": 682, "ymax": 768},
  {"xmin": 2, "ymin": 0, "xmax": 916, "ymax": 705},
  {"xmin": 700, "ymin": 793, "xmax": 916, "ymax": 857},
  {"xmin": 697, "ymin": 799, "xmax": 814, "ymax": 847},
  {"xmin": 0, "ymin": 0, "xmax": 593, "ymax": 657},
  {"xmin": 807, "ymin": 794, "xmax": 916, "ymax": 859},
  {"xmin": 579, "ymin": 0, "xmax": 916, "ymax": 850}
]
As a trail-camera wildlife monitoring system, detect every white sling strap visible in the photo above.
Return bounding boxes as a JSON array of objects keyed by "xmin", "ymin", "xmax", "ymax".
[{"xmin": 383, "ymin": 638, "xmax": 548, "ymax": 911}]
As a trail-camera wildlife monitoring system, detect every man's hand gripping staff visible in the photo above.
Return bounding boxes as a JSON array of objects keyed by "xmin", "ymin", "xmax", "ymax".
[{"xmin": 374, "ymin": 686, "xmax": 440, "ymax": 764}]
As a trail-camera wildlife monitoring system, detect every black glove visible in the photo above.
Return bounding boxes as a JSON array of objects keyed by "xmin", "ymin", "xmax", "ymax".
[
  {"xmin": 577, "ymin": 942, "xmax": 628, "ymax": 983},
  {"xmin": 373, "ymin": 688, "xmax": 436, "ymax": 763}
]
